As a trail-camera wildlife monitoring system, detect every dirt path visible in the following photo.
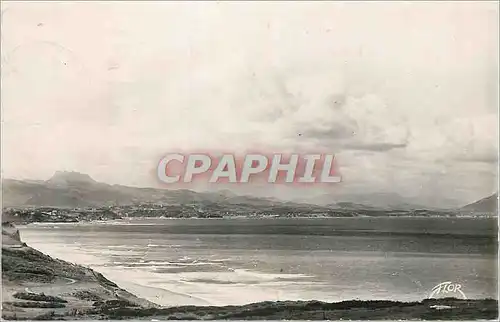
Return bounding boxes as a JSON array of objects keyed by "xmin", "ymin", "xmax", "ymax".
[{"xmin": 24, "ymin": 277, "xmax": 78, "ymax": 294}]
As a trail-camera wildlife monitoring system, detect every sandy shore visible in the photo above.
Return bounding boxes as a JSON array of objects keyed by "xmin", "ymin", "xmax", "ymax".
[{"xmin": 2, "ymin": 223, "xmax": 498, "ymax": 320}]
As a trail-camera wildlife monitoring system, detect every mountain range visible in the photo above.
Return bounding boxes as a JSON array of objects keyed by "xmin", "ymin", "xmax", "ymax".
[
  {"xmin": 2, "ymin": 172, "xmax": 328, "ymax": 213},
  {"xmin": 1, "ymin": 171, "xmax": 497, "ymax": 214}
]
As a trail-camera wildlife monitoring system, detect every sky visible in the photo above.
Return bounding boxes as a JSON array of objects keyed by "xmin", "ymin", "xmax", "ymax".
[{"xmin": 1, "ymin": 1, "xmax": 498, "ymax": 207}]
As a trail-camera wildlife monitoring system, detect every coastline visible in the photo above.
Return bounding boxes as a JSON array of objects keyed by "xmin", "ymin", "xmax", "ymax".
[{"xmin": 2, "ymin": 222, "xmax": 498, "ymax": 320}]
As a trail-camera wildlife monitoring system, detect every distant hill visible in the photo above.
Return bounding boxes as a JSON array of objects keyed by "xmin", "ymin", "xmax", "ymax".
[
  {"xmin": 461, "ymin": 193, "xmax": 498, "ymax": 213},
  {"xmin": 305, "ymin": 192, "xmax": 431, "ymax": 211}
]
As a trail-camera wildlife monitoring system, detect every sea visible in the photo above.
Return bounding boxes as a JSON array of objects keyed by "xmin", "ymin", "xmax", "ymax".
[{"xmin": 18, "ymin": 217, "xmax": 498, "ymax": 307}]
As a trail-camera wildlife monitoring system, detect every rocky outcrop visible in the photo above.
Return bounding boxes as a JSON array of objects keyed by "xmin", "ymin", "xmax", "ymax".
[{"xmin": 2, "ymin": 222, "xmax": 22, "ymax": 246}]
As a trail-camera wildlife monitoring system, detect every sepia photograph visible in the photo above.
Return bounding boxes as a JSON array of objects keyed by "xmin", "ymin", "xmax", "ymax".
[{"xmin": 1, "ymin": 1, "xmax": 498, "ymax": 320}]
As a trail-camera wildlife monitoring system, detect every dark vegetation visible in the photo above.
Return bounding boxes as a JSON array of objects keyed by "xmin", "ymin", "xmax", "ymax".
[{"xmin": 13, "ymin": 292, "xmax": 67, "ymax": 303}]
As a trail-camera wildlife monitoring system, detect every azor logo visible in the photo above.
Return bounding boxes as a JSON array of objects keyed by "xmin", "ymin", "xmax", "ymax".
[{"xmin": 428, "ymin": 281, "xmax": 467, "ymax": 300}]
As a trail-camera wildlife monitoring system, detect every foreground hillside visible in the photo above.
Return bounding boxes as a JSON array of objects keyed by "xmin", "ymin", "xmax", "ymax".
[{"xmin": 2, "ymin": 223, "xmax": 498, "ymax": 320}]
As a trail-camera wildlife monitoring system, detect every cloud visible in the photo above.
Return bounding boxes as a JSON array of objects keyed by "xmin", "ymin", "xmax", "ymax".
[
  {"xmin": 343, "ymin": 142, "xmax": 408, "ymax": 152},
  {"xmin": 297, "ymin": 127, "xmax": 355, "ymax": 141},
  {"xmin": 456, "ymin": 155, "xmax": 499, "ymax": 164}
]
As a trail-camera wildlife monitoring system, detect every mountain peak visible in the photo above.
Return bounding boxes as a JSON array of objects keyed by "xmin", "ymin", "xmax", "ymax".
[{"xmin": 47, "ymin": 171, "xmax": 96, "ymax": 185}]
